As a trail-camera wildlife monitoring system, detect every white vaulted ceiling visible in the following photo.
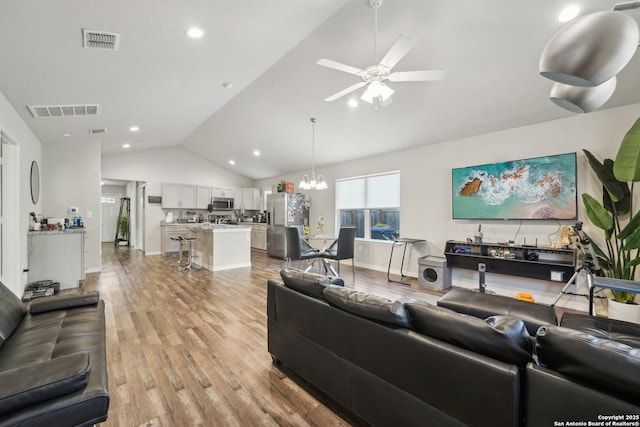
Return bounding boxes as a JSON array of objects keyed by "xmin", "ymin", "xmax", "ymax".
[{"xmin": 1, "ymin": 0, "xmax": 639, "ymax": 179}]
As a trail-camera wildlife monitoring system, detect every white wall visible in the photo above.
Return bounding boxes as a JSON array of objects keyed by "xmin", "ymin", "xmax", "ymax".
[
  {"xmin": 42, "ymin": 140, "xmax": 102, "ymax": 274},
  {"xmin": 0, "ymin": 89, "xmax": 42, "ymax": 296},
  {"xmin": 256, "ymin": 103, "xmax": 640, "ymax": 311},
  {"xmin": 101, "ymin": 146, "xmax": 254, "ymax": 254}
]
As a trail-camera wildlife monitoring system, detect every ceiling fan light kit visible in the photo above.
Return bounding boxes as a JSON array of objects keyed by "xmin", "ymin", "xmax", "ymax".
[
  {"xmin": 317, "ymin": 0, "xmax": 444, "ymax": 107},
  {"xmin": 299, "ymin": 118, "xmax": 327, "ymax": 191},
  {"xmin": 540, "ymin": 10, "xmax": 639, "ymax": 113}
]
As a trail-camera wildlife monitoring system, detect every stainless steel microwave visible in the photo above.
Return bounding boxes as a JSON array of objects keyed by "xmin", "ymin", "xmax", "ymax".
[{"xmin": 209, "ymin": 197, "xmax": 234, "ymax": 210}]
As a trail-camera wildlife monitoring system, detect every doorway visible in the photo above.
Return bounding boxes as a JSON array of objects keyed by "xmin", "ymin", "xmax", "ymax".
[{"xmin": 100, "ymin": 193, "xmax": 121, "ymax": 243}]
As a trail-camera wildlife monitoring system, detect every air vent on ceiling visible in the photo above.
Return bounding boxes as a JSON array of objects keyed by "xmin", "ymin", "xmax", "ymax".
[
  {"xmin": 27, "ymin": 104, "xmax": 100, "ymax": 118},
  {"xmin": 614, "ymin": 1, "xmax": 640, "ymax": 11},
  {"xmin": 90, "ymin": 128, "xmax": 107, "ymax": 135},
  {"xmin": 82, "ymin": 29, "xmax": 121, "ymax": 50}
]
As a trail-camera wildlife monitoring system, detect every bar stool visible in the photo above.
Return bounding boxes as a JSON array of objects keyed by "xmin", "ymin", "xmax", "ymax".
[
  {"xmin": 170, "ymin": 236, "xmax": 187, "ymax": 266},
  {"xmin": 180, "ymin": 236, "xmax": 199, "ymax": 271}
]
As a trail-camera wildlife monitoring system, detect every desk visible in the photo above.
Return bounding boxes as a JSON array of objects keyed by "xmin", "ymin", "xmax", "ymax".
[
  {"xmin": 387, "ymin": 237, "xmax": 426, "ymax": 285},
  {"xmin": 590, "ymin": 276, "xmax": 640, "ymax": 316},
  {"xmin": 307, "ymin": 235, "xmax": 338, "ymax": 276}
]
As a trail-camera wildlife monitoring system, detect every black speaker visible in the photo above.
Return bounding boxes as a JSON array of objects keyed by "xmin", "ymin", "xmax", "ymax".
[{"xmin": 418, "ymin": 256, "xmax": 451, "ymax": 290}]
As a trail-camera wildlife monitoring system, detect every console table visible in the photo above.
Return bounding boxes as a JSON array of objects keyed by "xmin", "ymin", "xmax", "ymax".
[
  {"xmin": 387, "ymin": 237, "xmax": 426, "ymax": 285},
  {"xmin": 590, "ymin": 276, "xmax": 640, "ymax": 316},
  {"xmin": 444, "ymin": 240, "xmax": 576, "ymax": 282}
]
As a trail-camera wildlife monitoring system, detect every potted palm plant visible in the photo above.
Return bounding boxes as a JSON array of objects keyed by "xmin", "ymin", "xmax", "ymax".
[
  {"xmin": 116, "ymin": 214, "xmax": 130, "ymax": 246},
  {"xmin": 582, "ymin": 117, "xmax": 640, "ymax": 322}
]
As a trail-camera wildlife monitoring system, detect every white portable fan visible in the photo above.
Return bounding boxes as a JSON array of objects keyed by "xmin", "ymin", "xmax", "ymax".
[{"xmin": 317, "ymin": 0, "xmax": 444, "ymax": 107}]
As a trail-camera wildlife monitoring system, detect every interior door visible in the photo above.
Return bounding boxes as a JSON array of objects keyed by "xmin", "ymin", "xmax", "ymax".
[{"xmin": 101, "ymin": 193, "xmax": 121, "ymax": 242}]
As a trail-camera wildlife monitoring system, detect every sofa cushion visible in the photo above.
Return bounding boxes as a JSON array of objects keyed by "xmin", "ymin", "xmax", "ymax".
[
  {"xmin": 437, "ymin": 288, "xmax": 557, "ymax": 335},
  {"xmin": 322, "ymin": 286, "xmax": 412, "ymax": 328},
  {"xmin": 29, "ymin": 291, "xmax": 99, "ymax": 314},
  {"xmin": 280, "ymin": 268, "xmax": 344, "ymax": 300},
  {"xmin": 0, "ymin": 351, "xmax": 91, "ymax": 417},
  {"xmin": 536, "ymin": 325, "xmax": 640, "ymax": 402},
  {"xmin": 560, "ymin": 312, "xmax": 640, "ymax": 348},
  {"xmin": 405, "ymin": 301, "xmax": 533, "ymax": 366},
  {"xmin": 0, "ymin": 281, "xmax": 27, "ymax": 347}
]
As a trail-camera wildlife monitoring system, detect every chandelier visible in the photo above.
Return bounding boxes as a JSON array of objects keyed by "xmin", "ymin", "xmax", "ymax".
[{"xmin": 299, "ymin": 117, "xmax": 327, "ymax": 190}]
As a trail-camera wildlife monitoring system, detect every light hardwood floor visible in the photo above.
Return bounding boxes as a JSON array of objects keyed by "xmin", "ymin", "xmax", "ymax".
[{"xmin": 86, "ymin": 244, "xmax": 442, "ymax": 427}]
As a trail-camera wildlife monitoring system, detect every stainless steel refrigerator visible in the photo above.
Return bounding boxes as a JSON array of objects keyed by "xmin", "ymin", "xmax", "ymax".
[{"xmin": 267, "ymin": 192, "xmax": 310, "ymax": 259}]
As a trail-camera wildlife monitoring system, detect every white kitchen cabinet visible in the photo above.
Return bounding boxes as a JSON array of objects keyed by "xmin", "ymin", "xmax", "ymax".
[
  {"xmin": 162, "ymin": 183, "xmax": 196, "ymax": 209},
  {"xmin": 211, "ymin": 187, "xmax": 234, "ymax": 198},
  {"xmin": 234, "ymin": 188, "xmax": 243, "ymax": 209},
  {"xmin": 243, "ymin": 188, "xmax": 260, "ymax": 210},
  {"xmin": 251, "ymin": 223, "xmax": 267, "ymax": 250},
  {"xmin": 196, "ymin": 186, "xmax": 212, "ymax": 210},
  {"xmin": 162, "ymin": 183, "xmax": 181, "ymax": 208},
  {"xmin": 235, "ymin": 188, "xmax": 261, "ymax": 210}
]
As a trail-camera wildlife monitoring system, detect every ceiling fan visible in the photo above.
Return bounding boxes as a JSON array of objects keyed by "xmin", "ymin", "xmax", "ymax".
[{"xmin": 317, "ymin": 0, "xmax": 445, "ymax": 107}]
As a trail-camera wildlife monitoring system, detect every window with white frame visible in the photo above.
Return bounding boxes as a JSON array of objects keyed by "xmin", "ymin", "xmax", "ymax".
[{"xmin": 336, "ymin": 171, "xmax": 400, "ymax": 241}]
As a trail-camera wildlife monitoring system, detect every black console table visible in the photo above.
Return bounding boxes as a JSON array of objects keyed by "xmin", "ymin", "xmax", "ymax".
[{"xmin": 444, "ymin": 240, "xmax": 576, "ymax": 282}]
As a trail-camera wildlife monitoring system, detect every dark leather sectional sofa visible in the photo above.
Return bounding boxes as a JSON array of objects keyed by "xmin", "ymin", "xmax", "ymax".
[
  {"xmin": 0, "ymin": 281, "xmax": 109, "ymax": 427},
  {"xmin": 267, "ymin": 269, "xmax": 640, "ymax": 427}
]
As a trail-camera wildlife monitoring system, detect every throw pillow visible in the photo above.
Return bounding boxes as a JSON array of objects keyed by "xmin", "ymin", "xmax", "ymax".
[
  {"xmin": 322, "ymin": 286, "xmax": 412, "ymax": 328},
  {"xmin": 405, "ymin": 301, "xmax": 533, "ymax": 366},
  {"xmin": 280, "ymin": 268, "xmax": 344, "ymax": 300}
]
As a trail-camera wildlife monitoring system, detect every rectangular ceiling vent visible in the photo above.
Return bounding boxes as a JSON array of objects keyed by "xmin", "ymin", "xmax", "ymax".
[
  {"xmin": 27, "ymin": 104, "xmax": 100, "ymax": 118},
  {"xmin": 614, "ymin": 1, "xmax": 640, "ymax": 11},
  {"xmin": 90, "ymin": 128, "xmax": 107, "ymax": 135},
  {"xmin": 82, "ymin": 29, "xmax": 121, "ymax": 50}
]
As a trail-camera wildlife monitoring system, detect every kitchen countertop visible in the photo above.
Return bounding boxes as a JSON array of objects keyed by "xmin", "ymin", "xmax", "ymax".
[{"xmin": 28, "ymin": 228, "xmax": 86, "ymax": 235}]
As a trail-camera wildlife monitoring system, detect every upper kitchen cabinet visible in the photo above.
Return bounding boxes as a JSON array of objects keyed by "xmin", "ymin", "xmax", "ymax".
[
  {"xmin": 234, "ymin": 188, "xmax": 260, "ymax": 211},
  {"xmin": 196, "ymin": 186, "xmax": 212, "ymax": 210},
  {"xmin": 162, "ymin": 183, "xmax": 196, "ymax": 209},
  {"xmin": 211, "ymin": 187, "xmax": 234, "ymax": 198}
]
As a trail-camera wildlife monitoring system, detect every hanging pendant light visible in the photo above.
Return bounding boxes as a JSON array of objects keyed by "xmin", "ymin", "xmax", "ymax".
[
  {"xmin": 299, "ymin": 118, "xmax": 327, "ymax": 190},
  {"xmin": 539, "ymin": 11, "xmax": 639, "ymax": 87},
  {"xmin": 549, "ymin": 76, "xmax": 617, "ymax": 114}
]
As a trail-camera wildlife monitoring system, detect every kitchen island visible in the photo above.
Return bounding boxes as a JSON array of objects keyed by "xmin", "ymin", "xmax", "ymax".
[{"xmin": 186, "ymin": 224, "xmax": 252, "ymax": 271}]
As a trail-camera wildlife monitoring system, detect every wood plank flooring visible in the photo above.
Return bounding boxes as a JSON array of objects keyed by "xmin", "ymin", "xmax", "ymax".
[{"xmin": 86, "ymin": 244, "xmax": 441, "ymax": 427}]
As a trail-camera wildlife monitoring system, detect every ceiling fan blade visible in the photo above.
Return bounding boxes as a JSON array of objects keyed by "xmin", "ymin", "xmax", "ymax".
[
  {"xmin": 388, "ymin": 70, "xmax": 445, "ymax": 82},
  {"xmin": 325, "ymin": 81, "xmax": 367, "ymax": 102},
  {"xmin": 379, "ymin": 34, "xmax": 418, "ymax": 69},
  {"xmin": 317, "ymin": 59, "xmax": 365, "ymax": 76}
]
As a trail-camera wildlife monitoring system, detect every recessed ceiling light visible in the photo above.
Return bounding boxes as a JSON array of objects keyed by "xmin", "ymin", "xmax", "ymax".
[
  {"xmin": 122, "ymin": 143, "xmax": 131, "ymax": 149},
  {"xmin": 61, "ymin": 132, "xmax": 73, "ymax": 137},
  {"xmin": 129, "ymin": 126, "xmax": 140, "ymax": 132},
  {"xmin": 229, "ymin": 160, "xmax": 236, "ymax": 165},
  {"xmin": 348, "ymin": 99, "xmax": 359, "ymax": 108},
  {"xmin": 558, "ymin": 5, "xmax": 580, "ymax": 22},
  {"xmin": 253, "ymin": 150, "xmax": 260, "ymax": 156},
  {"xmin": 186, "ymin": 27, "xmax": 204, "ymax": 38},
  {"xmin": 222, "ymin": 81, "xmax": 233, "ymax": 89}
]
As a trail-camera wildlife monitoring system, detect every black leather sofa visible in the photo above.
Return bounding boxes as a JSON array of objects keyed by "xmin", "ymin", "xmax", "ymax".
[
  {"xmin": 267, "ymin": 269, "xmax": 640, "ymax": 427},
  {"xmin": 0, "ymin": 281, "xmax": 109, "ymax": 427}
]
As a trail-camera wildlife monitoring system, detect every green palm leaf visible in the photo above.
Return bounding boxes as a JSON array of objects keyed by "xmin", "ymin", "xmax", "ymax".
[
  {"xmin": 582, "ymin": 193, "xmax": 613, "ymax": 231},
  {"xmin": 614, "ymin": 117, "xmax": 640, "ymax": 182}
]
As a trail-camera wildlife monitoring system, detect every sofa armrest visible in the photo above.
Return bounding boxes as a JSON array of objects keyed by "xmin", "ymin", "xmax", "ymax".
[
  {"xmin": 29, "ymin": 291, "xmax": 99, "ymax": 314},
  {"xmin": 0, "ymin": 352, "xmax": 91, "ymax": 416}
]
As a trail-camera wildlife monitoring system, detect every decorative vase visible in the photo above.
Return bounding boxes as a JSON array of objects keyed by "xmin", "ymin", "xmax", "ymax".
[{"xmin": 608, "ymin": 299, "xmax": 640, "ymax": 324}]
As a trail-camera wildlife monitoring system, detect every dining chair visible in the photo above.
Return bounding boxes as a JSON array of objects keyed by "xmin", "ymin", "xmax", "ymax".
[
  {"xmin": 285, "ymin": 226, "xmax": 320, "ymax": 272},
  {"xmin": 321, "ymin": 226, "xmax": 356, "ymax": 281}
]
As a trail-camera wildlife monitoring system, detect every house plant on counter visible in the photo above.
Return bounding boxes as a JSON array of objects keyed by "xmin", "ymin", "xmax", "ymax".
[{"xmin": 582, "ymin": 116, "xmax": 640, "ymax": 322}]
